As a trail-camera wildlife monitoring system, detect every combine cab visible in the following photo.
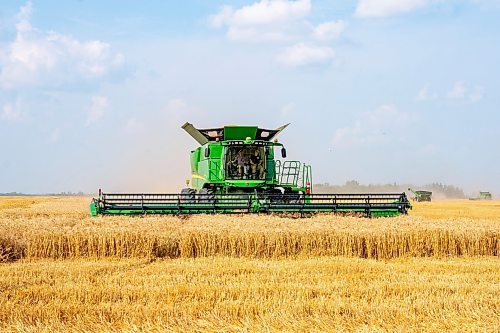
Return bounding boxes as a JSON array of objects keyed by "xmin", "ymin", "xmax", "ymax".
[
  {"xmin": 408, "ymin": 188, "xmax": 432, "ymax": 202},
  {"xmin": 90, "ymin": 123, "xmax": 411, "ymax": 217}
]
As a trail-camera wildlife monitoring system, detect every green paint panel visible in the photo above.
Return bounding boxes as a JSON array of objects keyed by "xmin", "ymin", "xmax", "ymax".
[
  {"xmin": 89, "ymin": 202, "xmax": 98, "ymax": 217},
  {"xmin": 223, "ymin": 126, "xmax": 258, "ymax": 140}
]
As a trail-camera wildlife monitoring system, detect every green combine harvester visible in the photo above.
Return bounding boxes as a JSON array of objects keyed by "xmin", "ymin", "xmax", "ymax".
[
  {"xmin": 469, "ymin": 191, "xmax": 492, "ymax": 200},
  {"xmin": 90, "ymin": 123, "xmax": 411, "ymax": 217},
  {"xmin": 408, "ymin": 188, "xmax": 432, "ymax": 202}
]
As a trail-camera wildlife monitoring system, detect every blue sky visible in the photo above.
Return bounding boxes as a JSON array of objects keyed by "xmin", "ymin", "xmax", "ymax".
[{"xmin": 0, "ymin": 0, "xmax": 499, "ymax": 195}]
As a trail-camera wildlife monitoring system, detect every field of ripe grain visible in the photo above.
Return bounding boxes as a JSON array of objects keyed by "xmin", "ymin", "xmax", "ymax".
[
  {"xmin": 0, "ymin": 197, "xmax": 499, "ymax": 332},
  {"xmin": 0, "ymin": 197, "xmax": 499, "ymax": 261}
]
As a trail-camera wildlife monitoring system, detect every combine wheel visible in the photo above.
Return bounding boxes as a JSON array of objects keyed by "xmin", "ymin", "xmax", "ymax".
[
  {"xmin": 269, "ymin": 189, "xmax": 284, "ymax": 203},
  {"xmin": 180, "ymin": 188, "xmax": 196, "ymax": 203},
  {"xmin": 198, "ymin": 188, "xmax": 216, "ymax": 203},
  {"xmin": 285, "ymin": 192, "xmax": 303, "ymax": 204}
]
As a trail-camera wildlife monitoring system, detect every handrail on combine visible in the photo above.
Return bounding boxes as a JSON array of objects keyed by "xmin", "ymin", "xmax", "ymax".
[
  {"xmin": 273, "ymin": 160, "xmax": 312, "ymax": 191},
  {"xmin": 274, "ymin": 160, "xmax": 282, "ymax": 182}
]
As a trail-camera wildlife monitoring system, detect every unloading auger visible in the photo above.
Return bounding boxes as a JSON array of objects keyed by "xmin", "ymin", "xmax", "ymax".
[{"xmin": 90, "ymin": 123, "xmax": 411, "ymax": 217}]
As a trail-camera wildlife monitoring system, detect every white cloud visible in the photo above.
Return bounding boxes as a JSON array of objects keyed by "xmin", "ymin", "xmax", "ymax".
[
  {"xmin": 447, "ymin": 81, "xmax": 466, "ymax": 99},
  {"xmin": 1, "ymin": 99, "xmax": 23, "ymax": 121},
  {"xmin": 210, "ymin": 0, "xmax": 310, "ymax": 27},
  {"xmin": 208, "ymin": 1, "xmax": 345, "ymax": 65},
  {"xmin": 86, "ymin": 96, "xmax": 108, "ymax": 126},
  {"xmin": 277, "ymin": 43, "xmax": 334, "ymax": 66},
  {"xmin": 332, "ymin": 104, "xmax": 415, "ymax": 148},
  {"xmin": 0, "ymin": 1, "xmax": 124, "ymax": 89},
  {"xmin": 125, "ymin": 118, "xmax": 145, "ymax": 133},
  {"xmin": 416, "ymin": 82, "xmax": 484, "ymax": 103},
  {"xmin": 210, "ymin": 6, "xmax": 234, "ymax": 28},
  {"xmin": 313, "ymin": 20, "xmax": 347, "ymax": 41},
  {"xmin": 446, "ymin": 81, "xmax": 484, "ymax": 102},
  {"xmin": 209, "ymin": 0, "xmax": 311, "ymax": 42},
  {"xmin": 416, "ymin": 84, "xmax": 437, "ymax": 101},
  {"xmin": 15, "ymin": 1, "xmax": 32, "ymax": 33},
  {"xmin": 355, "ymin": 0, "xmax": 429, "ymax": 18}
]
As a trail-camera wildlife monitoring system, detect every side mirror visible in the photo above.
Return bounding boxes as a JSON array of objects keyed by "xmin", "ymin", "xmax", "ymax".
[
  {"xmin": 265, "ymin": 147, "xmax": 270, "ymax": 156},
  {"xmin": 204, "ymin": 147, "xmax": 210, "ymax": 158},
  {"xmin": 281, "ymin": 147, "xmax": 287, "ymax": 158}
]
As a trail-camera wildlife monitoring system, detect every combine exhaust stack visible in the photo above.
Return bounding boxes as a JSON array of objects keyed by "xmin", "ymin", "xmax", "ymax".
[{"xmin": 91, "ymin": 123, "xmax": 411, "ymax": 217}]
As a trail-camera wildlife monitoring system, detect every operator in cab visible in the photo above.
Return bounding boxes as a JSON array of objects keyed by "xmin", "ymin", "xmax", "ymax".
[
  {"xmin": 250, "ymin": 149, "xmax": 264, "ymax": 179},
  {"xmin": 236, "ymin": 148, "xmax": 249, "ymax": 178}
]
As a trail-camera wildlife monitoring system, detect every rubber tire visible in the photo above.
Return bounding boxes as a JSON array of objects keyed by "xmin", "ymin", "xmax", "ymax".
[
  {"xmin": 198, "ymin": 188, "xmax": 215, "ymax": 203},
  {"xmin": 269, "ymin": 188, "xmax": 284, "ymax": 203},
  {"xmin": 180, "ymin": 188, "xmax": 196, "ymax": 203},
  {"xmin": 284, "ymin": 191, "xmax": 303, "ymax": 204}
]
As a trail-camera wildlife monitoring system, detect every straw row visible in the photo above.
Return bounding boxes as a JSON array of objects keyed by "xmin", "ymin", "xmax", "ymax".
[{"xmin": 1, "ymin": 229, "xmax": 496, "ymax": 261}]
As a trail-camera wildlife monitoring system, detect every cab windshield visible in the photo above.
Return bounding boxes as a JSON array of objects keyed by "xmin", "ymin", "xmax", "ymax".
[{"xmin": 225, "ymin": 146, "xmax": 265, "ymax": 180}]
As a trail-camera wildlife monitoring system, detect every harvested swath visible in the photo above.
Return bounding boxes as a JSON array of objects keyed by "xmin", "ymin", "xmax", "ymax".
[{"xmin": 0, "ymin": 257, "xmax": 498, "ymax": 332}]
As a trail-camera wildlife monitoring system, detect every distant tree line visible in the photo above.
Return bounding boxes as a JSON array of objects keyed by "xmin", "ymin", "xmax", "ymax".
[
  {"xmin": 0, "ymin": 191, "xmax": 88, "ymax": 196},
  {"xmin": 314, "ymin": 181, "xmax": 466, "ymax": 199}
]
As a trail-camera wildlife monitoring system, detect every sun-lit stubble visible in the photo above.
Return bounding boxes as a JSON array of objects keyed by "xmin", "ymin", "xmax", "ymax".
[{"xmin": 0, "ymin": 257, "xmax": 498, "ymax": 332}]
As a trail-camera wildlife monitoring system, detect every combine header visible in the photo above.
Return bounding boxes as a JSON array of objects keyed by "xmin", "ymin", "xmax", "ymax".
[
  {"xmin": 91, "ymin": 123, "xmax": 411, "ymax": 217},
  {"xmin": 408, "ymin": 188, "xmax": 432, "ymax": 202}
]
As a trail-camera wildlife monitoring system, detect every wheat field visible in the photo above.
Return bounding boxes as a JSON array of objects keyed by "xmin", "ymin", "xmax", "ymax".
[
  {"xmin": 0, "ymin": 197, "xmax": 499, "ymax": 332},
  {"xmin": 1, "ymin": 197, "xmax": 499, "ymax": 261}
]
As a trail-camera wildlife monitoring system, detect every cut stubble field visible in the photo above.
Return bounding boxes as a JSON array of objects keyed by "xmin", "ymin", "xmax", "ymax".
[{"xmin": 0, "ymin": 197, "xmax": 499, "ymax": 332}]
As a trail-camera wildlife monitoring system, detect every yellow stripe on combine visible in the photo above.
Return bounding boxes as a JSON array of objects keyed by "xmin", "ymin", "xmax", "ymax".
[{"xmin": 191, "ymin": 174, "xmax": 206, "ymax": 180}]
